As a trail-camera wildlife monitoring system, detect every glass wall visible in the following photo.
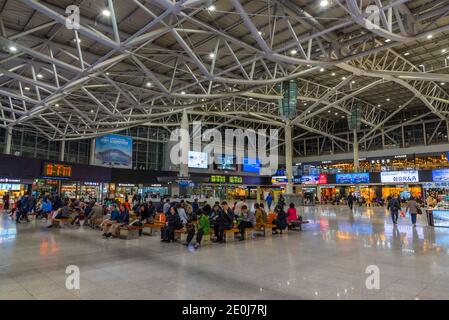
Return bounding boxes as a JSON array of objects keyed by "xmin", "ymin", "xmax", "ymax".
[{"xmin": 0, "ymin": 127, "xmax": 164, "ymax": 170}]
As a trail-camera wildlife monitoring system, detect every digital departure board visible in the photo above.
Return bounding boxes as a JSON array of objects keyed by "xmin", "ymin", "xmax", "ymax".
[
  {"xmin": 210, "ymin": 175, "xmax": 226, "ymax": 183},
  {"xmin": 229, "ymin": 176, "xmax": 243, "ymax": 184},
  {"xmin": 42, "ymin": 163, "xmax": 72, "ymax": 178}
]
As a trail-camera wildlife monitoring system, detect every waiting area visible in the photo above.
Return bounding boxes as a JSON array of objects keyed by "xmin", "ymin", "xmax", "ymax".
[{"xmin": 1, "ymin": 203, "xmax": 448, "ymax": 300}]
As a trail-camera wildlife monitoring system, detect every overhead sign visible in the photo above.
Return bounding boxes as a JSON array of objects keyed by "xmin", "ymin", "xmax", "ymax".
[
  {"xmin": 95, "ymin": 134, "xmax": 133, "ymax": 168},
  {"xmin": 318, "ymin": 174, "xmax": 328, "ymax": 184},
  {"xmin": 336, "ymin": 173, "xmax": 370, "ymax": 184},
  {"xmin": 301, "ymin": 175, "xmax": 319, "ymax": 185},
  {"xmin": 380, "ymin": 170, "xmax": 419, "ymax": 183},
  {"xmin": 42, "ymin": 163, "xmax": 72, "ymax": 179},
  {"xmin": 188, "ymin": 151, "xmax": 208, "ymax": 169},
  {"xmin": 229, "ymin": 176, "xmax": 243, "ymax": 184},
  {"xmin": 210, "ymin": 175, "xmax": 226, "ymax": 183},
  {"xmin": 432, "ymin": 169, "xmax": 449, "ymax": 182}
]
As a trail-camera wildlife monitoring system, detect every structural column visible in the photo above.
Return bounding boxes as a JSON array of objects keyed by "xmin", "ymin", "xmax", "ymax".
[
  {"xmin": 256, "ymin": 186, "xmax": 261, "ymax": 202},
  {"xmin": 285, "ymin": 121, "xmax": 293, "ymax": 194},
  {"xmin": 89, "ymin": 138, "xmax": 96, "ymax": 165},
  {"xmin": 353, "ymin": 129, "xmax": 359, "ymax": 173},
  {"xmin": 4, "ymin": 127, "xmax": 12, "ymax": 155},
  {"xmin": 179, "ymin": 108, "xmax": 189, "ymax": 178},
  {"xmin": 60, "ymin": 140, "xmax": 65, "ymax": 162}
]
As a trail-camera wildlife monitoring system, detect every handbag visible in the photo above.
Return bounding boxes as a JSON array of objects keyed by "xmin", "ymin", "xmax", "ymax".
[{"xmin": 417, "ymin": 207, "xmax": 423, "ymax": 215}]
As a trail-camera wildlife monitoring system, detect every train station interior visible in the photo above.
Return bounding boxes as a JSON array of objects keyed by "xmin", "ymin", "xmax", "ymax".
[{"xmin": 1, "ymin": 0, "xmax": 449, "ymax": 301}]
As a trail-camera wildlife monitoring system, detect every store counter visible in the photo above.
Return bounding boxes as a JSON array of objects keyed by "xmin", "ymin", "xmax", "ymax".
[{"xmin": 426, "ymin": 208, "xmax": 449, "ymax": 228}]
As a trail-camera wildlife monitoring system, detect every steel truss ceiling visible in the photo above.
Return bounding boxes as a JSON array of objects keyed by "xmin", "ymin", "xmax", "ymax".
[{"xmin": 0, "ymin": 0, "xmax": 449, "ymax": 147}]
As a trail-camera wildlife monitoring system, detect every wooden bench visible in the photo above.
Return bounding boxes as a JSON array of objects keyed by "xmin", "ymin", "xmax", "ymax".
[
  {"xmin": 142, "ymin": 222, "xmax": 165, "ymax": 236},
  {"xmin": 174, "ymin": 228, "xmax": 187, "ymax": 242},
  {"xmin": 119, "ymin": 225, "xmax": 142, "ymax": 240},
  {"xmin": 288, "ymin": 219, "xmax": 309, "ymax": 231},
  {"xmin": 224, "ymin": 228, "xmax": 239, "ymax": 242},
  {"xmin": 256, "ymin": 224, "xmax": 275, "ymax": 237},
  {"xmin": 244, "ymin": 228, "xmax": 255, "ymax": 240},
  {"xmin": 52, "ymin": 218, "xmax": 71, "ymax": 228}
]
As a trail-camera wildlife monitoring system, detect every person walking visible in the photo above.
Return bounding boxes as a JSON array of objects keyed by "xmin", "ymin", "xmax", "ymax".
[
  {"xmin": 347, "ymin": 193, "xmax": 354, "ymax": 210},
  {"xmin": 265, "ymin": 193, "xmax": 273, "ymax": 212},
  {"xmin": 387, "ymin": 195, "xmax": 401, "ymax": 224},
  {"xmin": 2, "ymin": 192, "xmax": 10, "ymax": 211},
  {"xmin": 406, "ymin": 196, "xmax": 420, "ymax": 227}
]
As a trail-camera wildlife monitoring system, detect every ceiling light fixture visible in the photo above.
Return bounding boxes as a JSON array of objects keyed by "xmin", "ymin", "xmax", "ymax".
[
  {"xmin": 37, "ymin": 74, "xmax": 43, "ymax": 79},
  {"xmin": 404, "ymin": 52, "xmax": 410, "ymax": 56},
  {"xmin": 9, "ymin": 46, "xmax": 17, "ymax": 53},
  {"xmin": 181, "ymin": 91, "xmax": 186, "ymax": 95},
  {"xmin": 319, "ymin": 67, "xmax": 325, "ymax": 72},
  {"xmin": 146, "ymin": 82, "xmax": 152, "ymax": 87},
  {"xmin": 385, "ymin": 39, "xmax": 391, "ymax": 43},
  {"xmin": 208, "ymin": 5, "xmax": 216, "ymax": 11},
  {"xmin": 24, "ymin": 87, "xmax": 30, "ymax": 91},
  {"xmin": 209, "ymin": 52, "xmax": 215, "ymax": 59},
  {"xmin": 320, "ymin": 0, "xmax": 329, "ymax": 7},
  {"xmin": 427, "ymin": 34, "xmax": 433, "ymax": 39},
  {"xmin": 102, "ymin": 9, "xmax": 111, "ymax": 17},
  {"xmin": 290, "ymin": 49, "xmax": 297, "ymax": 55},
  {"xmin": 331, "ymin": 72, "xmax": 336, "ymax": 76}
]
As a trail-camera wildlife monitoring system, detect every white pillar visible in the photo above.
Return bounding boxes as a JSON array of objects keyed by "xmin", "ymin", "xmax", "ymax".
[
  {"xmin": 179, "ymin": 108, "xmax": 189, "ymax": 178},
  {"xmin": 353, "ymin": 129, "xmax": 359, "ymax": 173},
  {"xmin": 89, "ymin": 138, "xmax": 96, "ymax": 165},
  {"xmin": 60, "ymin": 140, "xmax": 65, "ymax": 162},
  {"xmin": 285, "ymin": 121, "xmax": 293, "ymax": 194},
  {"xmin": 4, "ymin": 127, "xmax": 12, "ymax": 155},
  {"xmin": 256, "ymin": 186, "xmax": 261, "ymax": 202}
]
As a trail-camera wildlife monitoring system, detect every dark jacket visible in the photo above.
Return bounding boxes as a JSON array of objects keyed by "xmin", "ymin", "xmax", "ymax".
[
  {"xmin": 276, "ymin": 209, "xmax": 288, "ymax": 230},
  {"xmin": 388, "ymin": 198, "xmax": 401, "ymax": 212},
  {"xmin": 167, "ymin": 212, "xmax": 182, "ymax": 229},
  {"xmin": 222, "ymin": 208, "xmax": 234, "ymax": 229},
  {"xmin": 118, "ymin": 209, "xmax": 130, "ymax": 224}
]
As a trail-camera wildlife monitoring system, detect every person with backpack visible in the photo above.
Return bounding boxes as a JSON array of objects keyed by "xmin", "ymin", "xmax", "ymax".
[
  {"xmin": 387, "ymin": 195, "xmax": 401, "ymax": 224},
  {"xmin": 16, "ymin": 194, "xmax": 30, "ymax": 223}
]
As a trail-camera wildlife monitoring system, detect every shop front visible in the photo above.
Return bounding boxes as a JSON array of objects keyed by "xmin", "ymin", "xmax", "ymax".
[
  {"xmin": 380, "ymin": 170, "xmax": 422, "ymax": 200},
  {"xmin": 0, "ymin": 178, "xmax": 29, "ymax": 209}
]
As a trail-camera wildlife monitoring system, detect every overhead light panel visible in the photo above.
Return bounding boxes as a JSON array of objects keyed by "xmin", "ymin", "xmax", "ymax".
[
  {"xmin": 9, "ymin": 46, "xmax": 17, "ymax": 53},
  {"xmin": 290, "ymin": 49, "xmax": 297, "ymax": 55},
  {"xmin": 320, "ymin": 0, "xmax": 329, "ymax": 7},
  {"xmin": 102, "ymin": 9, "xmax": 111, "ymax": 17},
  {"xmin": 37, "ymin": 74, "xmax": 43, "ymax": 79}
]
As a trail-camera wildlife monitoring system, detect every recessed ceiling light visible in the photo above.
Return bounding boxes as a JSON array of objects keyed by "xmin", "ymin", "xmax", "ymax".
[
  {"xmin": 319, "ymin": 67, "xmax": 325, "ymax": 72},
  {"xmin": 102, "ymin": 9, "xmax": 111, "ymax": 17},
  {"xmin": 181, "ymin": 91, "xmax": 186, "ymax": 95},
  {"xmin": 24, "ymin": 87, "xmax": 30, "ymax": 91},
  {"xmin": 342, "ymin": 77, "xmax": 346, "ymax": 80},
  {"xmin": 55, "ymin": 104, "xmax": 59, "ymax": 107},
  {"xmin": 208, "ymin": 5, "xmax": 215, "ymax": 11},
  {"xmin": 404, "ymin": 52, "xmax": 410, "ymax": 56},
  {"xmin": 385, "ymin": 39, "xmax": 391, "ymax": 43},
  {"xmin": 351, "ymin": 80, "xmax": 356, "ymax": 84},
  {"xmin": 9, "ymin": 46, "xmax": 17, "ymax": 53},
  {"xmin": 442, "ymin": 49, "xmax": 447, "ymax": 53},
  {"xmin": 441, "ymin": 82, "xmax": 445, "ymax": 85},
  {"xmin": 146, "ymin": 82, "xmax": 152, "ymax": 87},
  {"xmin": 331, "ymin": 72, "xmax": 336, "ymax": 76},
  {"xmin": 105, "ymin": 72, "xmax": 110, "ymax": 75},
  {"xmin": 320, "ymin": 0, "xmax": 329, "ymax": 7},
  {"xmin": 386, "ymin": 98, "xmax": 390, "ymax": 101},
  {"xmin": 258, "ymin": 31, "xmax": 262, "ymax": 35},
  {"xmin": 209, "ymin": 52, "xmax": 215, "ymax": 59},
  {"xmin": 290, "ymin": 49, "xmax": 297, "ymax": 55},
  {"xmin": 90, "ymin": 109, "xmax": 94, "ymax": 113},
  {"xmin": 427, "ymin": 34, "xmax": 433, "ymax": 39},
  {"xmin": 37, "ymin": 74, "xmax": 43, "ymax": 79},
  {"xmin": 335, "ymin": 112, "xmax": 338, "ymax": 115},
  {"xmin": 328, "ymin": 110, "xmax": 331, "ymax": 113},
  {"xmin": 73, "ymin": 38, "xmax": 81, "ymax": 43},
  {"xmin": 377, "ymin": 104, "xmax": 381, "ymax": 107}
]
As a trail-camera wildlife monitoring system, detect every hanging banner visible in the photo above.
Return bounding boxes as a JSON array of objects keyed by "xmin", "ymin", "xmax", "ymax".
[
  {"xmin": 380, "ymin": 170, "xmax": 419, "ymax": 183},
  {"xmin": 95, "ymin": 134, "xmax": 133, "ymax": 168},
  {"xmin": 432, "ymin": 169, "xmax": 449, "ymax": 182}
]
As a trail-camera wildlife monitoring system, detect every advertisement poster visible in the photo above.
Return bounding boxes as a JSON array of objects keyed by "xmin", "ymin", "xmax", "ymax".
[
  {"xmin": 318, "ymin": 174, "xmax": 328, "ymax": 184},
  {"xmin": 380, "ymin": 170, "xmax": 419, "ymax": 183},
  {"xmin": 301, "ymin": 175, "xmax": 319, "ymax": 185},
  {"xmin": 188, "ymin": 151, "xmax": 208, "ymax": 169},
  {"xmin": 94, "ymin": 134, "xmax": 133, "ymax": 168},
  {"xmin": 336, "ymin": 173, "xmax": 370, "ymax": 184},
  {"xmin": 432, "ymin": 169, "xmax": 449, "ymax": 182}
]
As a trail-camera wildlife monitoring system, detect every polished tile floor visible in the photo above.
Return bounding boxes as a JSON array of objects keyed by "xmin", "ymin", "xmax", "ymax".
[{"xmin": 1, "ymin": 205, "xmax": 449, "ymax": 300}]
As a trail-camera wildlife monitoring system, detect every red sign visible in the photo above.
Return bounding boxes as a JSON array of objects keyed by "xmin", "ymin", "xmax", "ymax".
[{"xmin": 318, "ymin": 174, "xmax": 327, "ymax": 184}]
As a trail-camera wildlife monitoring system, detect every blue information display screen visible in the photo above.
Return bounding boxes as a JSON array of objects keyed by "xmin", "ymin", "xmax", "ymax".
[
  {"xmin": 432, "ymin": 169, "xmax": 449, "ymax": 182},
  {"xmin": 242, "ymin": 157, "xmax": 260, "ymax": 173},
  {"xmin": 336, "ymin": 173, "xmax": 370, "ymax": 184}
]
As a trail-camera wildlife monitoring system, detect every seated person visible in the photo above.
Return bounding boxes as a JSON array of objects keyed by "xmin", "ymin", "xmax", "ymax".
[
  {"xmin": 161, "ymin": 206, "xmax": 182, "ymax": 242},
  {"xmin": 47, "ymin": 200, "xmax": 72, "ymax": 228},
  {"xmin": 87, "ymin": 202, "xmax": 104, "ymax": 228},
  {"xmin": 108, "ymin": 203, "xmax": 130, "ymax": 237},
  {"xmin": 286, "ymin": 203, "xmax": 298, "ymax": 224},
  {"xmin": 238, "ymin": 205, "xmax": 256, "ymax": 241},
  {"xmin": 101, "ymin": 204, "xmax": 120, "ymax": 237},
  {"xmin": 272, "ymin": 204, "xmax": 288, "ymax": 234},
  {"xmin": 255, "ymin": 203, "xmax": 267, "ymax": 230},
  {"xmin": 183, "ymin": 209, "xmax": 210, "ymax": 249}
]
